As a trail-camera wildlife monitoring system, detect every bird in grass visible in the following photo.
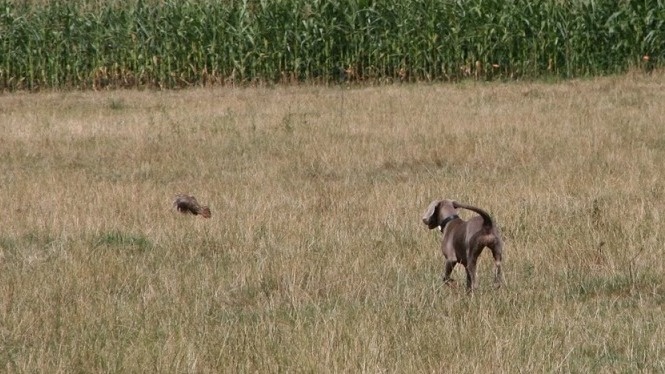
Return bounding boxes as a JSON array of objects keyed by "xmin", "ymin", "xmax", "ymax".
[{"xmin": 173, "ymin": 194, "xmax": 211, "ymax": 218}]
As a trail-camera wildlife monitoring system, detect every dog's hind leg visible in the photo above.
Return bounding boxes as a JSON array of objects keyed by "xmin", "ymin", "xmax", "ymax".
[
  {"xmin": 465, "ymin": 243, "xmax": 487, "ymax": 291},
  {"xmin": 489, "ymin": 240, "xmax": 504, "ymax": 288},
  {"xmin": 465, "ymin": 256, "xmax": 478, "ymax": 292}
]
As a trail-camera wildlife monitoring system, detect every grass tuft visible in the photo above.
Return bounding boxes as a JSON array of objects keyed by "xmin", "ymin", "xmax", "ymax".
[{"xmin": 94, "ymin": 231, "xmax": 153, "ymax": 251}]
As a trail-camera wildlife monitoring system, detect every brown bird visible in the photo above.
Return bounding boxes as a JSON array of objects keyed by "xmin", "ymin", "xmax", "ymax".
[{"xmin": 173, "ymin": 194, "xmax": 211, "ymax": 218}]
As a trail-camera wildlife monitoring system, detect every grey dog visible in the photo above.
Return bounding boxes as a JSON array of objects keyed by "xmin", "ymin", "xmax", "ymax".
[{"xmin": 422, "ymin": 199, "xmax": 503, "ymax": 291}]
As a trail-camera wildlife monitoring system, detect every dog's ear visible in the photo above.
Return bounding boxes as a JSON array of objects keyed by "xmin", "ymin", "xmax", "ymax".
[{"xmin": 422, "ymin": 200, "xmax": 441, "ymax": 229}]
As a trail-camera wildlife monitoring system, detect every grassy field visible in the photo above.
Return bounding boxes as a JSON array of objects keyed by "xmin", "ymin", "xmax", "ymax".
[{"xmin": 1, "ymin": 72, "xmax": 665, "ymax": 372}]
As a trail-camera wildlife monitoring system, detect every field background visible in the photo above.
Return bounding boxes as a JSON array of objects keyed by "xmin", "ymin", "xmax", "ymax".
[
  {"xmin": 1, "ymin": 71, "xmax": 664, "ymax": 372},
  {"xmin": 1, "ymin": 0, "xmax": 663, "ymax": 90}
]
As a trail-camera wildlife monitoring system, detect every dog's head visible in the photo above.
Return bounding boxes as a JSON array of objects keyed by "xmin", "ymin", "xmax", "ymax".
[{"xmin": 422, "ymin": 199, "xmax": 458, "ymax": 230}]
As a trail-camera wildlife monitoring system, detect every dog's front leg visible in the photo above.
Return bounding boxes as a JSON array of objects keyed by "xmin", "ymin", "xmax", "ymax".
[{"xmin": 443, "ymin": 259, "xmax": 457, "ymax": 284}]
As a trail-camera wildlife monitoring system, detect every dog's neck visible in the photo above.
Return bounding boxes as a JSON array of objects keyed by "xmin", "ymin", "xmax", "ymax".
[{"xmin": 439, "ymin": 214, "xmax": 460, "ymax": 232}]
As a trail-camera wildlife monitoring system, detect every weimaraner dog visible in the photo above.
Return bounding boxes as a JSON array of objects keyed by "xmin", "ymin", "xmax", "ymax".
[{"xmin": 422, "ymin": 199, "xmax": 503, "ymax": 291}]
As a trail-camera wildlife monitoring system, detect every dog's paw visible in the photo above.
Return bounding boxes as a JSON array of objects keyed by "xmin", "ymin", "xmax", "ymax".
[{"xmin": 443, "ymin": 279, "xmax": 458, "ymax": 288}]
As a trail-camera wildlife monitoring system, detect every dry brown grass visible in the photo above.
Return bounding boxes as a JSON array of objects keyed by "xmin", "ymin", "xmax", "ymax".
[{"xmin": 1, "ymin": 73, "xmax": 665, "ymax": 372}]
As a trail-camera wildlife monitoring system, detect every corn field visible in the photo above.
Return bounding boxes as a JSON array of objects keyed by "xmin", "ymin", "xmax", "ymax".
[{"xmin": 0, "ymin": 0, "xmax": 663, "ymax": 90}]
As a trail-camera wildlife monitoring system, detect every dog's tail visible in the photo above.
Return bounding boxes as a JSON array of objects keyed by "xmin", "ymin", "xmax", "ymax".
[{"xmin": 453, "ymin": 202, "xmax": 494, "ymax": 228}]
